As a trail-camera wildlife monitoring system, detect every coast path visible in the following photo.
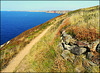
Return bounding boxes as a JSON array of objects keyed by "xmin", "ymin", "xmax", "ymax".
[{"xmin": 1, "ymin": 25, "xmax": 53, "ymax": 72}]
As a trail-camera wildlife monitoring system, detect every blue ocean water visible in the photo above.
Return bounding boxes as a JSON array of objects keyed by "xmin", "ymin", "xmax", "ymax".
[{"xmin": 1, "ymin": 11, "xmax": 60, "ymax": 45}]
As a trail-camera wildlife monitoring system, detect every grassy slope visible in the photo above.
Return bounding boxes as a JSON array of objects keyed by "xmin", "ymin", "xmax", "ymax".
[
  {"xmin": 15, "ymin": 5, "xmax": 99, "ymax": 72},
  {"xmin": 63, "ymin": 5, "xmax": 100, "ymax": 42},
  {"xmin": 0, "ymin": 14, "xmax": 64, "ymax": 70},
  {"xmin": 14, "ymin": 13, "xmax": 67, "ymax": 72},
  {"xmin": 1, "ymin": 5, "xmax": 99, "ymax": 72}
]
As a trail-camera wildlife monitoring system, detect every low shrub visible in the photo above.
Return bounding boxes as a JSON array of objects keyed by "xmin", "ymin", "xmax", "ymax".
[{"xmin": 66, "ymin": 26, "xmax": 99, "ymax": 42}]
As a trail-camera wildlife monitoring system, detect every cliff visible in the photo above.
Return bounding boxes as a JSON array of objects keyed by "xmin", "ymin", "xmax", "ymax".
[{"xmin": 0, "ymin": 5, "xmax": 100, "ymax": 72}]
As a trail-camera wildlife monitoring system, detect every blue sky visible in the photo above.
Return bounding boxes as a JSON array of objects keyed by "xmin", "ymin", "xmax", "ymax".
[{"xmin": 1, "ymin": 1, "xmax": 99, "ymax": 11}]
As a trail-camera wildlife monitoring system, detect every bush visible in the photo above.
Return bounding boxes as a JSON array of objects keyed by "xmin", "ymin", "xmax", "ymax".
[{"xmin": 66, "ymin": 26, "xmax": 99, "ymax": 42}]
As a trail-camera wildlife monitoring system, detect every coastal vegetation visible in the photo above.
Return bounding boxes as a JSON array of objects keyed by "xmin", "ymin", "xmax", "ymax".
[
  {"xmin": 0, "ymin": 5, "xmax": 100, "ymax": 72},
  {"xmin": 15, "ymin": 5, "xmax": 99, "ymax": 72},
  {"xmin": 0, "ymin": 14, "xmax": 64, "ymax": 70},
  {"xmin": 60, "ymin": 5, "xmax": 99, "ymax": 42}
]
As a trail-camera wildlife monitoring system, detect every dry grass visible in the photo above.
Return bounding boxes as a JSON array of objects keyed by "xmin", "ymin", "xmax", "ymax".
[
  {"xmin": 0, "ymin": 14, "xmax": 64, "ymax": 70},
  {"xmin": 60, "ymin": 5, "xmax": 100, "ymax": 42},
  {"xmin": 14, "ymin": 15, "xmax": 67, "ymax": 72},
  {"xmin": 69, "ymin": 6, "xmax": 99, "ymax": 33},
  {"xmin": 1, "ymin": 5, "xmax": 99, "ymax": 72},
  {"xmin": 66, "ymin": 26, "xmax": 99, "ymax": 42}
]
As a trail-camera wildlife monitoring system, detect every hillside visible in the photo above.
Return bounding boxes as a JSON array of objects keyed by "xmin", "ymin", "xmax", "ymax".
[{"xmin": 0, "ymin": 5, "xmax": 100, "ymax": 72}]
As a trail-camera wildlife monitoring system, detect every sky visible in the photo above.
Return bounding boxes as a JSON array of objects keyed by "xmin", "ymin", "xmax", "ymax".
[{"xmin": 1, "ymin": 1, "xmax": 99, "ymax": 11}]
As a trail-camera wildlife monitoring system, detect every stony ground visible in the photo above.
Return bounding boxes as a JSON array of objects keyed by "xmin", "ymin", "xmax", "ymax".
[{"xmin": 58, "ymin": 30, "xmax": 100, "ymax": 72}]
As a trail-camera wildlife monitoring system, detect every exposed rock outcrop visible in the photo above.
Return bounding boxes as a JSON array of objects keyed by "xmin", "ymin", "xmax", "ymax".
[
  {"xmin": 71, "ymin": 47, "xmax": 87, "ymax": 55},
  {"xmin": 58, "ymin": 30, "xmax": 100, "ymax": 72}
]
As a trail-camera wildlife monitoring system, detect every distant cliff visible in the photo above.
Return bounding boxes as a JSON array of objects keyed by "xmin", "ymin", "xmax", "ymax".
[
  {"xmin": 46, "ymin": 10, "xmax": 71, "ymax": 14},
  {"xmin": 0, "ymin": 5, "xmax": 100, "ymax": 72}
]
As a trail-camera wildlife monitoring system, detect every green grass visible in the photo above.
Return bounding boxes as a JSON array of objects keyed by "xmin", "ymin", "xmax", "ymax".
[
  {"xmin": 14, "ymin": 15, "xmax": 66, "ymax": 72},
  {"xmin": 15, "ymin": 6, "xmax": 100, "ymax": 72},
  {"xmin": 0, "ymin": 14, "xmax": 63, "ymax": 71},
  {"xmin": 68, "ymin": 5, "xmax": 99, "ymax": 32},
  {"xmin": 66, "ymin": 61, "xmax": 74, "ymax": 72},
  {"xmin": 1, "ymin": 5, "xmax": 100, "ymax": 72}
]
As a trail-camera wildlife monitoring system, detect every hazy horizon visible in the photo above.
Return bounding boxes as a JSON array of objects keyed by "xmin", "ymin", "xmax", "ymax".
[{"xmin": 1, "ymin": 1, "xmax": 99, "ymax": 11}]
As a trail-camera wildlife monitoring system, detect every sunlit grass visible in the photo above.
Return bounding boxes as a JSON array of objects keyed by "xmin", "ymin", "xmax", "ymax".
[{"xmin": 14, "ymin": 15, "xmax": 69, "ymax": 72}]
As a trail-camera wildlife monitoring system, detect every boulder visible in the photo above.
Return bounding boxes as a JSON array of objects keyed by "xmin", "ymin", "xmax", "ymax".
[
  {"xmin": 96, "ymin": 43, "xmax": 100, "ymax": 53},
  {"xmin": 61, "ymin": 50, "xmax": 70, "ymax": 59},
  {"xmin": 76, "ymin": 41, "xmax": 88, "ymax": 47},
  {"xmin": 86, "ymin": 52, "xmax": 94, "ymax": 60},
  {"xmin": 88, "ymin": 44, "xmax": 93, "ymax": 49},
  {"xmin": 65, "ymin": 38, "xmax": 70, "ymax": 45},
  {"xmin": 58, "ymin": 43, "xmax": 64, "ymax": 50},
  {"xmin": 60, "ymin": 36, "xmax": 63, "ymax": 40},
  {"xmin": 92, "ymin": 55, "xmax": 100, "ymax": 65},
  {"xmin": 62, "ymin": 30, "xmax": 66, "ymax": 34},
  {"xmin": 64, "ymin": 45, "xmax": 72, "ymax": 50},
  {"xmin": 80, "ymin": 48, "xmax": 87, "ymax": 54},
  {"xmin": 88, "ymin": 40, "xmax": 99, "ymax": 51},
  {"xmin": 71, "ymin": 46, "xmax": 87, "ymax": 55},
  {"xmin": 62, "ymin": 42, "xmax": 67, "ymax": 50},
  {"xmin": 65, "ymin": 35, "xmax": 72, "ymax": 45},
  {"xmin": 65, "ymin": 35, "xmax": 72, "ymax": 39},
  {"xmin": 62, "ymin": 32, "xmax": 68, "ymax": 37},
  {"xmin": 69, "ymin": 38, "xmax": 77, "ymax": 45}
]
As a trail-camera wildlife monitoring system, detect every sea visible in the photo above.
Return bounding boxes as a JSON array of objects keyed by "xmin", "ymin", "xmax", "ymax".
[{"xmin": 1, "ymin": 11, "xmax": 61, "ymax": 45}]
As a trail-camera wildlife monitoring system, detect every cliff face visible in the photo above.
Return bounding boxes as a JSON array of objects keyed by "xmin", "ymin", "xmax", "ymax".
[
  {"xmin": 0, "ymin": 5, "xmax": 100, "ymax": 72},
  {"xmin": 46, "ymin": 10, "xmax": 70, "ymax": 14}
]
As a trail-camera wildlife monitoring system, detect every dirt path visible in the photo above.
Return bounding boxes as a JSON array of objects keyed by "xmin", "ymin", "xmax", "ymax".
[{"xmin": 1, "ymin": 25, "xmax": 53, "ymax": 72}]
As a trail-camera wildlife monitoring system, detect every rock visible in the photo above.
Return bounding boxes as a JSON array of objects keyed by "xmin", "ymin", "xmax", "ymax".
[
  {"xmin": 65, "ymin": 35, "xmax": 72, "ymax": 45},
  {"xmin": 96, "ymin": 43, "xmax": 100, "ymax": 53},
  {"xmin": 0, "ymin": 44, "xmax": 4, "ymax": 48},
  {"xmin": 80, "ymin": 48, "xmax": 87, "ymax": 54},
  {"xmin": 88, "ymin": 44, "xmax": 93, "ymax": 49},
  {"xmin": 82, "ymin": 58, "xmax": 92, "ymax": 72},
  {"xmin": 60, "ymin": 36, "xmax": 63, "ymax": 40},
  {"xmin": 62, "ymin": 32, "xmax": 68, "ymax": 37},
  {"xmin": 76, "ymin": 41, "xmax": 88, "ymax": 47},
  {"xmin": 82, "ymin": 58, "xmax": 99, "ymax": 72},
  {"xmin": 65, "ymin": 35, "xmax": 72, "ymax": 39},
  {"xmin": 7, "ymin": 41, "xmax": 10, "ymax": 44},
  {"xmin": 71, "ymin": 46, "xmax": 87, "ymax": 55},
  {"xmin": 69, "ymin": 38, "xmax": 77, "ymax": 45},
  {"xmin": 58, "ymin": 43, "xmax": 64, "ymax": 50},
  {"xmin": 62, "ymin": 42, "xmax": 67, "ymax": 50},
  {"xmin": 62, "ymin": 30, "xmax": 66, "ymax": 34},
  {"xmin": 65, "ymin": 38, "xmax": 70, "ymax": 45},
  {"xmin": 92, "ymin": 55, "xmax": 100, "ymax": 65},
  {"xmin": 61, "ymin": 50, "xmax": 70, "ymax": 59},
  {"xmin": 88, "ymin": 40, "xmax": 99, "ymax": 51},
  {"xmin": 88, "ymin": 60, "xmax": 97, "ymax": 66},
  {"xmin": 86, "ymin": 52, "xmax": 94, "ymax": 60},
  {"xmin": 86, "ymin": 52, "xmax": 100, "ymax": 65},
  {"xmin": 61, "ymin": 39, "xmax": 64, "ymax": 43},
  {"xmin": 64, "ymin": 45, "xmax": 72, "ymax": 50}
]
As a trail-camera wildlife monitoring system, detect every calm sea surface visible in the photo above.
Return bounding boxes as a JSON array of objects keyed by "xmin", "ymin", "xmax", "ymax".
[{"xmin": 1, "ymin": 11, "xmax": 60, "ymax": 45}]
